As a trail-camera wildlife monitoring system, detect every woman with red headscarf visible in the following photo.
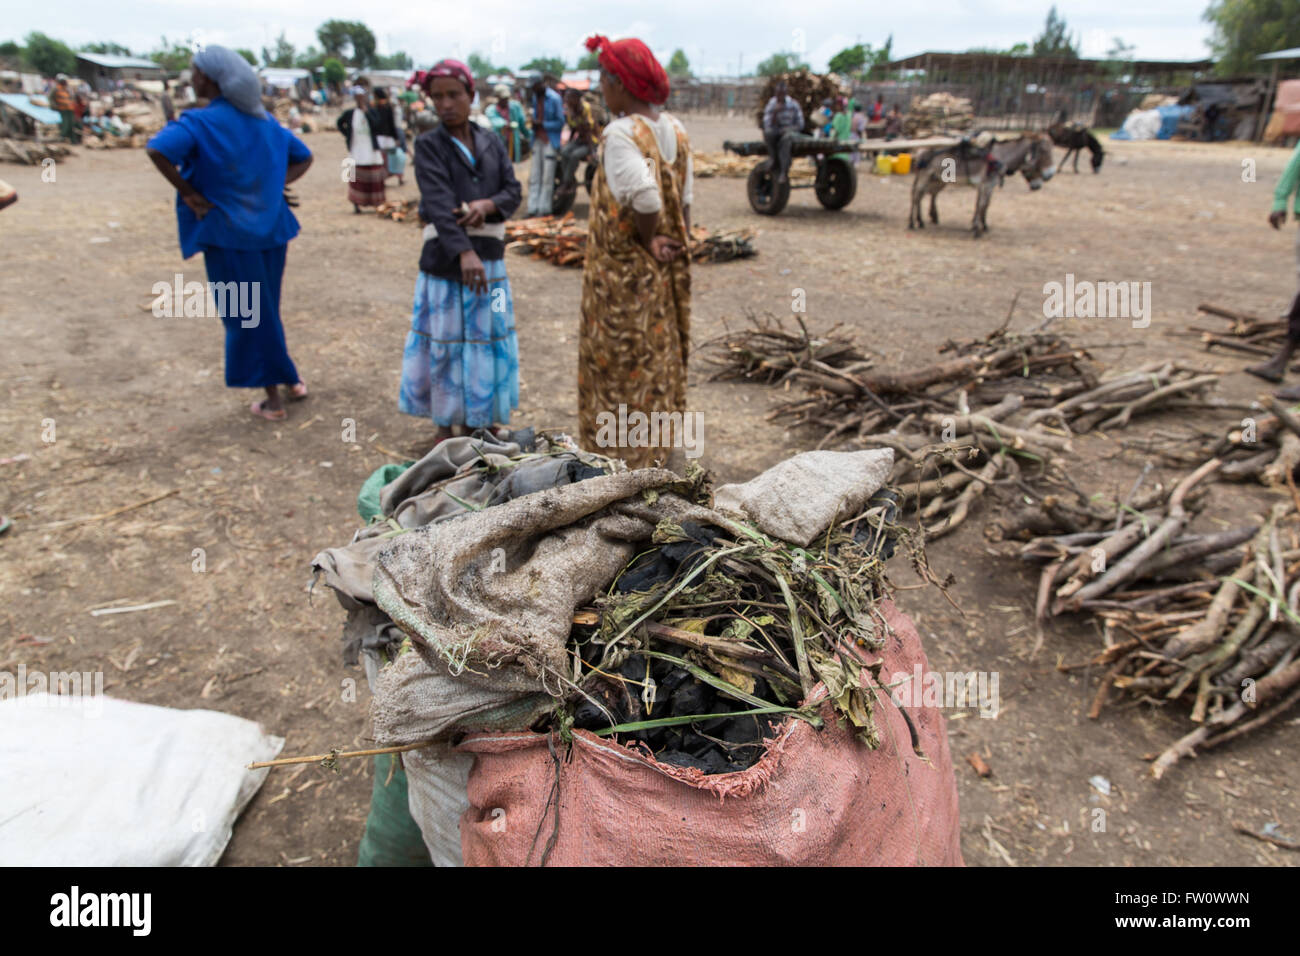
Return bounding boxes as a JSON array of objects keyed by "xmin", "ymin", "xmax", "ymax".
[{"xmin": 578, "ymin": 35, "xmax": 693, "ymax": 469}]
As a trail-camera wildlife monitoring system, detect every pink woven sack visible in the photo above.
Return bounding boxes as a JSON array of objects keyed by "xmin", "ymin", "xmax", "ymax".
[{"xmin": 455, "ymin": 598, "xmax": 964, "ymax": 866}]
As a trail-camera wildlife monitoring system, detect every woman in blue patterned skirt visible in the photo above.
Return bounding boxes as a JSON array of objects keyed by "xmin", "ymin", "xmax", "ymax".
[{"xmin": 399, "ymin": 60, "xmax": 522, "ymax": 443}]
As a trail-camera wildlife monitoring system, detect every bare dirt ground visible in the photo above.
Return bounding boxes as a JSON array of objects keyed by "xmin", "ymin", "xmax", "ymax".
[{"xmin": 2, "ymin": 112, "xmax": 1297, "ymax": 866}]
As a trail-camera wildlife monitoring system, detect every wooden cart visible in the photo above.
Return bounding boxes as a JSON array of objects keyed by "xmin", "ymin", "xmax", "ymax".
[{"xmin": 722, "ymin": 134, "xmax": 961, "ymax": 215}]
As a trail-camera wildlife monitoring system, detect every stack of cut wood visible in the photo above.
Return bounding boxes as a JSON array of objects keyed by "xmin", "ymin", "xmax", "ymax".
[
  {"xmin": 504, "ymin": 213, "xmax": 589, "ymax": 266},
  {"xmin": 114, "ymin": 102, "xmax": 164, "ymax": 136},
  {"xmin": 693, "ymin": 151, "xmax": 760, "ymax": 177},
  {"xmin": 754, "ymin": 71, "xmax": 846, "ymax": 135},
  {"xmin": 375, "ymin": 198, "xmax": 419, "ymax": 223},
  {"xmin": 0, "ymin": 138, "xmax": 71, "ymax": 164},
  {"xmin": 903, "ymin": 92, "xmax": 974, "ymax": 137},
  {"xmin": 504, "ymin": 215, "xmax": 758, "ymax": 267}
]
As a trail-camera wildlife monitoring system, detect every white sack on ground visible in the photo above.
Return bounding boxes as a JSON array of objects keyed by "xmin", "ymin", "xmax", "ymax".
[{"xmin": 0, "ymin": 693, "xmax": 282, "ymax": 866}]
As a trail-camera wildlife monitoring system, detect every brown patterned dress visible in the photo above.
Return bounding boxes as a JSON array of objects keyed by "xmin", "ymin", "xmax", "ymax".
[{"xmin": 578, "ymin": 114, "xmax": 691, "ymax": 469}]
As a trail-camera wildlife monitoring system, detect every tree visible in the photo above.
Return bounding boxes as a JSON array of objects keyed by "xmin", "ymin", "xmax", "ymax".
[
  {"xmin": 577, "ymin": 51, "xmax": 600, "ymax": 70},
  {"xmin": 467, "ymin": 51, "xmax": 503, "ymax": 77},
  {"xmin": 23, "ymin": 32, "xmax": 76, "ymax": 76},
  {"xmin": 668, "ymin": 49, "xmax": 691, "ymax": 77},
  {"xmin": 1205, "ymin": 0, "xmax": 1300, "ymax": 75},
  {"xmin": 0, "ymin": 40, "xmax": 22, "ymax": 61},
  {"xmin": 81, "ymin": 42, "xmax": 132, "ymax": 56},
  {"xmin": 1032, "ymin": 5, "xmax": 1079, "ymax": 58},
  {"xmin": 756, "ymin": 52, "xmax": 809, "ymax": 76},
  {"xmin": 828, "ymin": 44, "xmax": 868, "ymax": 75},
  {"xmin": 295, "ymin": 46, "xmax": 326, "ymax": 70},
  {"xmin": 262, "ymin": 32, "xmax": 295, "ymax": 69},
  {"xmin": 150, "ymin": 36, "xmax": 193, "ymax": 72},
  {"xmin": 236, "ymin": 49, "xmax": 257, "ymax": 66},
  {"xmin": 372, "ymin": 51, "xmax": 412, "ymax": 70},
  {"xmin": 317, "ymin": 19, "xmax": 376, "ymax": 67},
  {"xmin": 520, "ymin": 56, "xmax": 566, "ymax": 76},
  {"xmin": 322, "ymin": 57, "xmax": 346, "ymax": 90}
]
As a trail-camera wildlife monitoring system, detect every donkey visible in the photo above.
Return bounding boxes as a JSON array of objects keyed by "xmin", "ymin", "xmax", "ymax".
[
  {"xmin": 1047, "ymin": 117, "xmax": 1104, "ymax": 173},
  {"xmin": 908, "ymin": 132, "xmax": 1056, "ymax": 238}
]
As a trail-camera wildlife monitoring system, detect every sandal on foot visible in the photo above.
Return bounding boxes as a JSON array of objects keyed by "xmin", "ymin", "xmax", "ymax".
[
  {"xmin": 286, "ymin": 382, "xmax": 308, "ymax": 401},
  {"xmin": 1276, "ymin": 385, "xmax": 1300, "ymax": 402},
  {"xmin": 250, "ymin": 400, "xmax": 287, "ymax": 421}
]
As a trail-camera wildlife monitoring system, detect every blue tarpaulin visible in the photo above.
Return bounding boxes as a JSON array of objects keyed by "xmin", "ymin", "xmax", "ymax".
[
  {"xmin": 1110, "ymin": 104, "xmax": 1194, "ymax": 141},
  {"xmin": 0, "ymin": 93, "xmax": 61, "ymax": 126}
]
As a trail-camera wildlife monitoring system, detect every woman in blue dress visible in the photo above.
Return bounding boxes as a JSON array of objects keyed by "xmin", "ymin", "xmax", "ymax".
[
  {"xmin": 146, "ymin": 45, "xmax": 313, "ymax": 421},
  {"xmin": 400, "ymin": 60, "xmax": 522, "ymax": 442}
]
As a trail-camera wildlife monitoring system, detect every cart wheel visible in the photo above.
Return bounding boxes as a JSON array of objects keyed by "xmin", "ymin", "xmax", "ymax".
[
  {"xmin": 814, "ymin": 157, "xmax": 857, "ymax": 210},
  {"xmin": 747, "ymin": 160, "xmax": 790, "ymax": 215}
]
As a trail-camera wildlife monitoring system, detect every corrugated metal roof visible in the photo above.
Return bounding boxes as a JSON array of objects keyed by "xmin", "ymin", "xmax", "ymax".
[
  {"xmin": 75, "ymin": 52, "xmax": 163, "ymax": 70},
  {"xmin": 0, "ymin": 92, "xmax": 61, "ymax": 124},
  {"xmin": 1258, "ymin": 49, "xmax": 1300, "ymax": 61}
]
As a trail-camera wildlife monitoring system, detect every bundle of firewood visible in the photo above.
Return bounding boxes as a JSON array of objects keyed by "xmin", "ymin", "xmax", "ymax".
[
  {"xmin": 375, "ymin": 198, "xmax": 419, "ymax": 223},
  {"xmin": 753, "ymin": 71, "xmax": 847, "ymax": 135},
  {"xmin": 504, "ymin": 216, "xmax": 758, "ymax": 267}
]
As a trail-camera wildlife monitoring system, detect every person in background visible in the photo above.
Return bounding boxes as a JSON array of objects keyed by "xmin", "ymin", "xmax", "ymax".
[
  {"xmin": 145, "ymin": 45, "xmax": 313, "ymax": 422},
  {"xmin": 1248, "ymin": 138, "xmax": 1300, "ymax": 399},
  {"xmin": 578, "ymin": 34, "xmax": 692, "ymax": 469},
  {"xmin": 526, "ymin": 75, "xmax": 565, "ymax": 216},
  {"xmin": 556, "ymin": 87, "xmax": 597, "ymax": 203},
  {"xmin": 371, "ymin": 87, "xmax": 407, "ymax": 186},
  {"xmin": 883, "ymin": 103, "xmax": 903, "ymax": 139},
  {"xmin": 400, "ymin": 61, "xmax": 522, "ymax": 444},
  {"xmin": 871, "ymin": 94, "xmax": 885, "ymax": 121},
  {"xmin": 486, "ymin": 83, "xmax": 529, "ymax": 162},
  {"xmin": 160, "ymin": 81, "xmax": 175, "ymax": 123},
  {"xmin": 50, "ymin": 75, "xmax": 79, "ymax": 143},
  {"xmin": 337, "ymin": 81, "xmax": 386, "ymax": 212},
  {"xmin": 762, "ymin": 80, "xmax": 803, "ymax": 186}
]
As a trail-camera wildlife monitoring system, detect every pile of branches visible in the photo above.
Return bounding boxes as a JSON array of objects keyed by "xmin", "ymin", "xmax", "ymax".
[
  {"xmin": 1012, "ymin": 466, "xmax": 1300, "ymax": 778},
  {"xmin": 753, "ymin": 71, "xmax": 846, "ymax": 135},
  {"xmin": 1175, "ymin": 302, "xmax": 1298, "ymax": 366},
  {"xmin": 1204, "ymin": 395, "xmax": 1300, "ymax": 485},
  {"xmin": 560, "ymin": 496, "xmax": 916, "ymax": 774},
  {"xmin": 0, "ymin": 138, "xmax": 71, "ymax": 164},
  {"xmin": 505, "ymin": 215, "xmax": 758, "ymax": 267},
  {"xmin": 703, "ymin": 314, "xmax": 1225, "ymax": 544}
]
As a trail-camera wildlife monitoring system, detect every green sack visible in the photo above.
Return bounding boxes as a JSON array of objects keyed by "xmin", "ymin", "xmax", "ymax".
[
  {"xmin": 356, "ymin": 754, "xmax": 433, "ymax": 867},
  {"xmin": 357, "ymin": 463, "xmax": 413, "ymax": 523}
]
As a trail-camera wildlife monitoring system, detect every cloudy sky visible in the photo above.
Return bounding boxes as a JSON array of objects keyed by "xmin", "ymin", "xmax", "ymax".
[{"xmin": 12, "ymin": 1, "xmax": 1214, "ymax": 74}]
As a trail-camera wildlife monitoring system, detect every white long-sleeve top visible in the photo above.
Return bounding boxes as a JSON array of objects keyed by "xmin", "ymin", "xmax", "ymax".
[{"xmin": 601, "ymin": 112, "xmax": 693, "ymax": 215}]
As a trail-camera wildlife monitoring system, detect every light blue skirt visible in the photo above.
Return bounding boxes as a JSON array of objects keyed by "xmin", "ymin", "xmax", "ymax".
[{"xmin": 398, "ymin": 260, "xmax": 519, "ymax": 427}]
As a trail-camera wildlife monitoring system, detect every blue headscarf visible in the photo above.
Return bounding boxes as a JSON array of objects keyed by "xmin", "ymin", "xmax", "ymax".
[{"xmin": 192, "ymin": 45, "xmax": 265, "ymax": 117}]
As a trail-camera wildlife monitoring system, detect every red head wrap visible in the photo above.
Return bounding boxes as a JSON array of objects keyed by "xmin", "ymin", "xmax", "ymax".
[
  {"xmin": 409, "ymin": 59, "xmax": 475, "ymax": 96},
  {"xmin": 584, "ymin": 34, "xmax": 669, "ymax": 105}
]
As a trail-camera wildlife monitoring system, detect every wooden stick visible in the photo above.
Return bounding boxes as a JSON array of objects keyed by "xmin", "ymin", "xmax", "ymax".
[
  {"xmin": 42, "ymin": 489, "xmax": 179, "ymax": 529},
  {"xmin": 249, "ymin": 740, "xmax": 433, "ymax": 769}
]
